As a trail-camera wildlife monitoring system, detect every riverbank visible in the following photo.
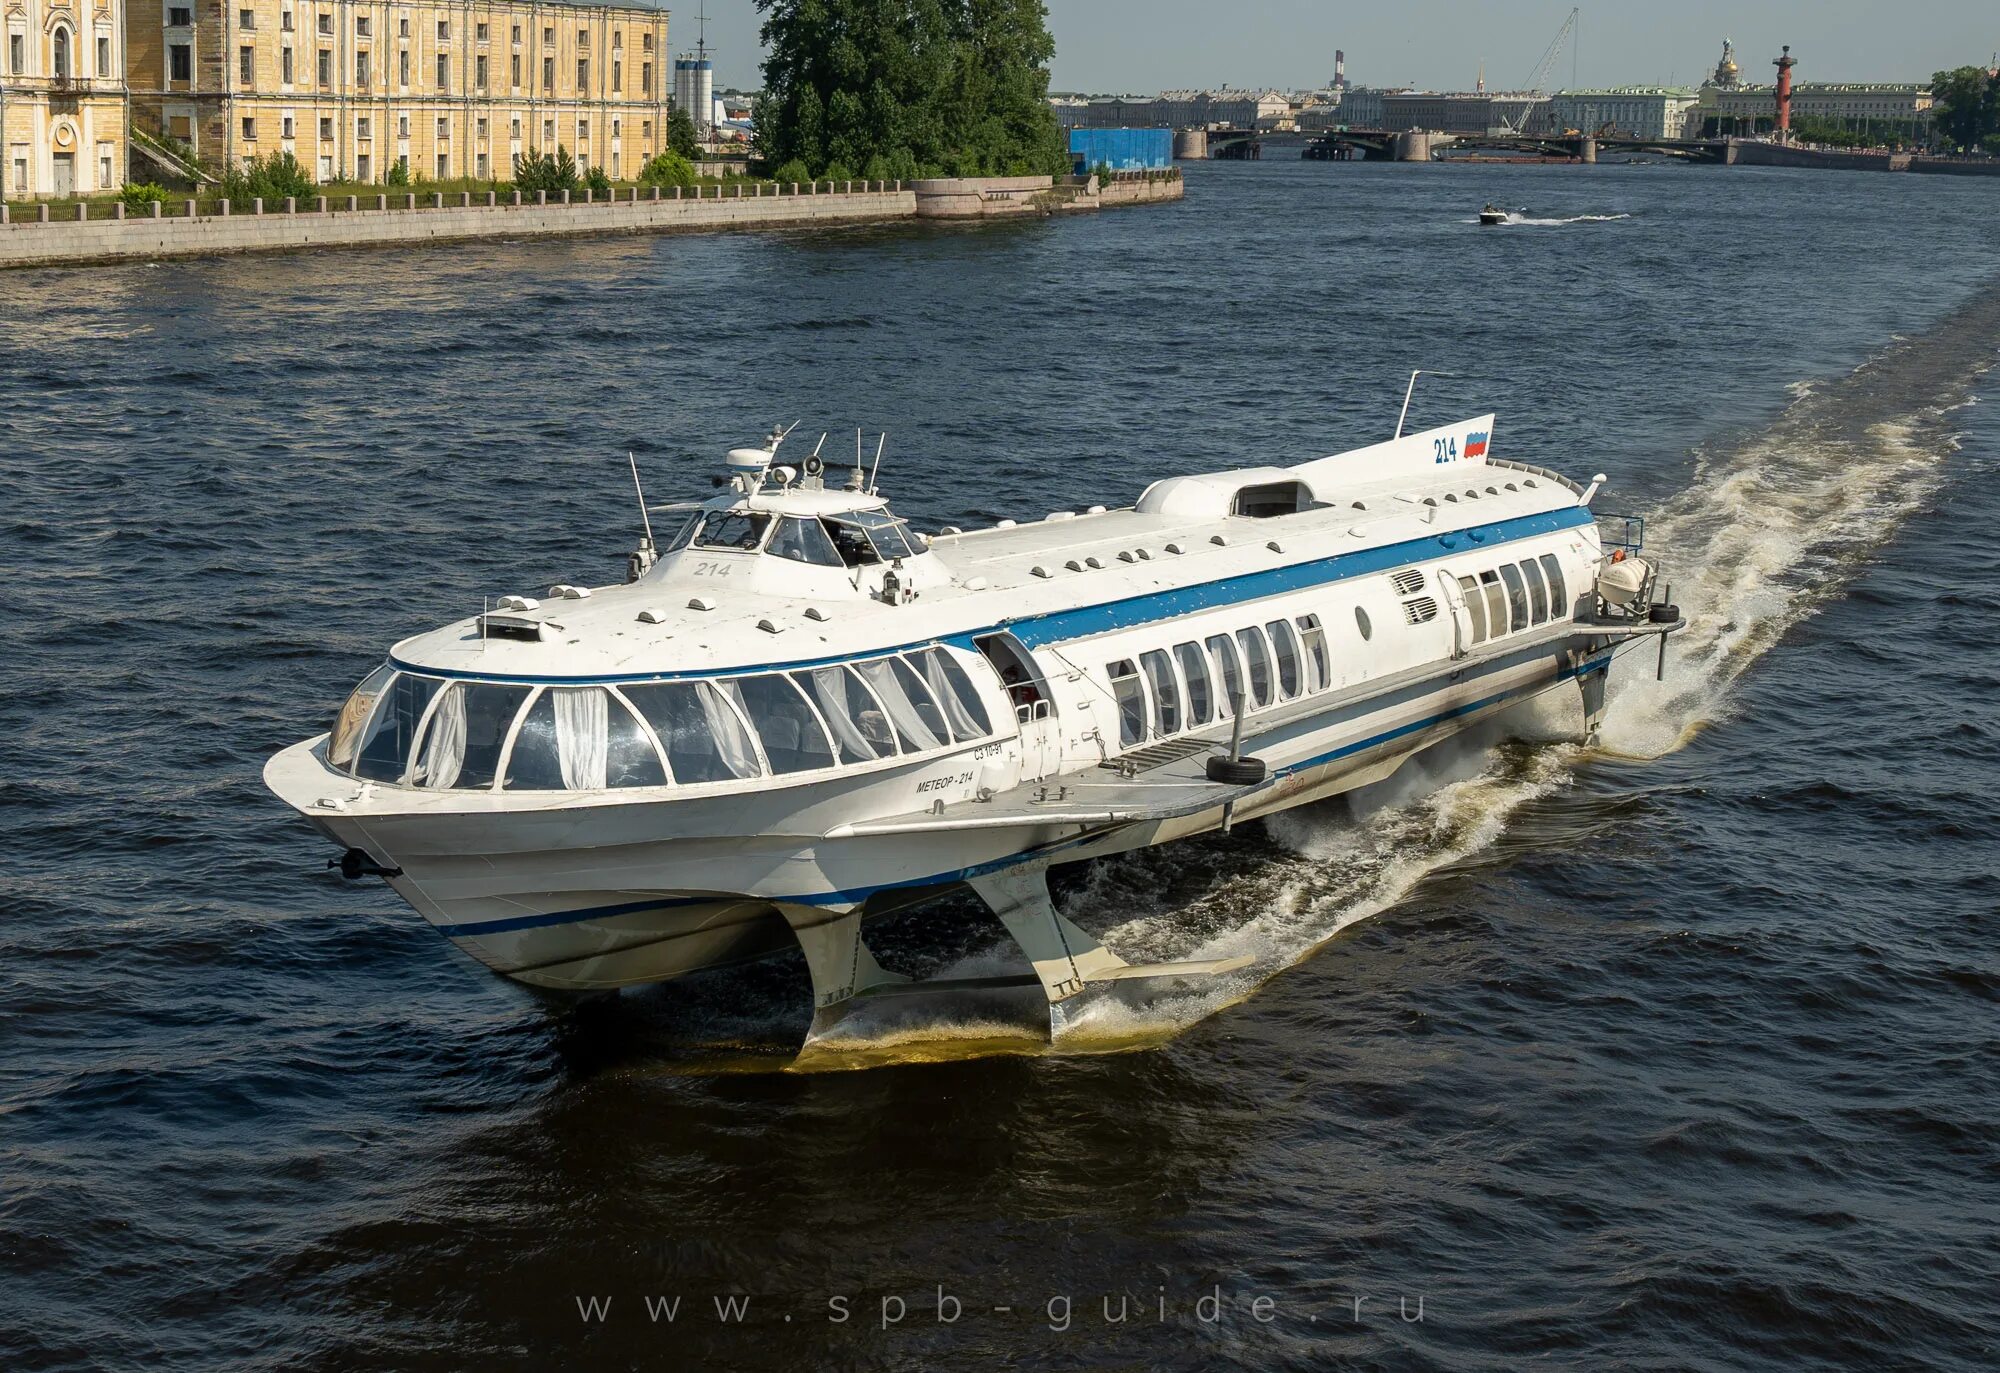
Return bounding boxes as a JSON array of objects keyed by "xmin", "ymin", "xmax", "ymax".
[
  {"xmin": 1729, "ymin": 138, "xmax": 2000, "ymax": 176},
  {"xmin": 0, "ymin": 172, "xmax": 1182, "ymax": 270}
]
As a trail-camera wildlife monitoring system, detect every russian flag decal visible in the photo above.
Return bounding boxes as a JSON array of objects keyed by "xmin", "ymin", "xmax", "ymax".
[{"xmin": 1465, "ymin": 429, "xmax": 1489, "ymax": 459}]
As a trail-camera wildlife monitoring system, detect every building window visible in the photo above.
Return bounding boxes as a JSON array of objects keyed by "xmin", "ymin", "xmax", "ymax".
[
  {"xmin": 435, "ymin": 116, "xmax": 447, "ymax": 138},
  {"xmin": 317, "ymin": 48, "xmax": 330, "ymax": 85},
  {"xmin": 97, "ymin": 34, "xmax": 110, "ymax": 76},
  {"xmin": 398, "ymin": 49, "xmax": 407, "ymax": 86},
  {"xmin": 281, "ymin": 9, "xmax": 293, "ymax": 32},
  {"xmin": 168, "ymin": 7, "xmax": 193, "ymax": 27},
  {"xmin": 319, "ymin": 116, "xmax": 332, "ymax": 139},
  {"xmin": 542, "ymin": 26, "xmax": 553, "ymax": 45},
  {"xmin": 611, "ymin": 118, "xmax": 619, "ymax": 138},
  {"xmin": 542, "ymin": 118, "xmax": 554, "ymax": 144},
  {"xmin": 100, "ymin": 152, "xmax": 112, "ymax": 185},
  {"xmin": 435, "ymin": 152, "xmax": 448, "ymax": 178},
  {"xmin": 475, "ymin": 152, "xmax": 487, "ymax": 177},
  {"xmin": 641, "ymin": 62, "xmax": 651, "ymax": 94},
  {"xmin": 476, "ymin": 21, "xmax": 487, "ymax": 41},
  {"xmin": 239, "ymin": 7, "xmax": 254, "ymax": 30},
  {"xmin": 511, "ymin": 24, "xmax": 520, "ymax": 43},
  {"xmin": 317, "ymin": 12, "xmax": 331, "ymax": 37},
  {"xmin": 612, "ymin": 59, "xmax": 620, "ymax": 92},
  {"xmin": 398, "ymin": 114, "xmax": 409, "ymax": 137},
  {"xmin": 510, "ymin": 117, "xmax": 520, "ymax": 138},
  {"xmin": 356, "ymin": 116, "xmax": 370, "ymax": 137},
  {"xmin": 510, "ymin": 53, "xmax": 519, "ymax": 86},
  {"xmin": 436, "ymin": 53, "xmax": 447, "ymax": 88},
  {"xmin": 475, "ymin": 117, "xmax": 487, "ymax": 138},
  {"xmin": 356, "ymin": 152, "xmax": 371, "ymax": 180},
  {"xmin": 398, "ymin": 16, "xmax": 409, "ymax": 38},
  {"xmin": 613, "ymin": 29, "xmax": 622, "ymax": 50},
  {"xmin": 641, "ymin": 119, "xmax": 651, "ymax": 139},
  {"xmin": 242, "ymin": 116, "xmax": 256, "ymax": 139},
  {"xmin": 355, "ymin": 50, "xmax": 368, "ymax": 84},
  {"xmin": 239, "ymin": 45, "xmax": 252, "ymax": 83},
  {"xmin": 281, "ymin": 115, "xmax": 294, "ymax": 138},
  {"xmin": 12, "ymin": 156, "xmax": 26, "ymax": 191},
  {"xmin": 541, "ymin": 56, "xmax": 552, "ymax": 90},
  {"xmin": 281, "ymin": 46, "xmax": 293, "ymax": 82},
  {"xmin": 642, "ymin": 33, "xmax": 653, "ymax": 52},
  {"xmin": 577, "ymin": 119, "xmax": 589, "ymax": 142},
  {"xmin": 436, "ymin": 20, "xmax": 447, "ymax": 41},
  {"xmin": 355, "ymin": 16, "xmax": 369, "ymax": 37},
  {"xmin": 170, "ymin": 43, "xmax": 192, "ymax": 80},
  {"xmin": 475, "ymin": 54, "xmax": 486, "ymax": 88}
]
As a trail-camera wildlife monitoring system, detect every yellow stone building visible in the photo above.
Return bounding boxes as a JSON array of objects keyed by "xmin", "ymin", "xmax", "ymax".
[
  {"xmin": 3, "ymin": 0, "xmax": 130, "ymax": 196},
  {"xmin": 125, "ymin": 0, "xmax": 672, "ymax": 185}
]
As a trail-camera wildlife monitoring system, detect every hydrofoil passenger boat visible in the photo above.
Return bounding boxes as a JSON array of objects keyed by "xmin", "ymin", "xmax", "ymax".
[{"xmin": 267, "ymin": 412, "xmax": 1681, "ymax": 1047}]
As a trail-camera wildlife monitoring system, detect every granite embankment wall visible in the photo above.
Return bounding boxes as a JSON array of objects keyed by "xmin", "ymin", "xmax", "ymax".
[
  {"xmin": 0, "ymin": 184, "xmax": 915, "ymax": 268},
  {"xmin": 0, "ymin": 172, "xmax": 1183, "ymax": 269},
  {"xmin": 1728, "ymin": 139, "xmax": 2000, "ymax": 177}
]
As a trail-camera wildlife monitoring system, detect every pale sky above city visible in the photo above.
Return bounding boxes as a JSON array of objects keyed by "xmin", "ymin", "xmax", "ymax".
[{"xmin": 684, "ymin": 1, "xmax": 1996, "ymax": 94}]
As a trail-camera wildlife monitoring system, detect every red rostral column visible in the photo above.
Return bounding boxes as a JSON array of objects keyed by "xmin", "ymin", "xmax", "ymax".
[{"xmin": 1773, "ymin": 44, "xmax": 1798, "ymax": 142}]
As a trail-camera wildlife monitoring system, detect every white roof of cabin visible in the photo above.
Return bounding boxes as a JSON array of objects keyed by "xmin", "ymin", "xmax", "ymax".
[{"xmin": 388, "ymin": 415, "xmax": 1585, "ymax": 681}]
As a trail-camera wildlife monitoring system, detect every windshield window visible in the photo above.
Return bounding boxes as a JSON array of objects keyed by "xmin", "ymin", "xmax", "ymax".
[
  {"xmin": 412, "ymin": 681, "xmax": 531, "ymax": 789},
  {"xmin": 690, "ymin": 510, "xmax": 772, "ymax": 552},
  {"xmin": 329, "ymin": 664, "xmax": 394, "ymax": 769},
  {"xmin": 768, "ymin": 516, "xmax": 844, "ymax": 567},
  {"xmin": 623, "ymin": 681, "xmax": 763, "ymax": 783},
  {"xmin": 828, "ymin": 510, "xmax": 918, "ymax": 565},
  {"xmin": 352, "ymin": 672, "xmax": 441, "ymax": 782},
  {"xmin": 656, "ymin": 506, "xmax": 703, "ymax": 553}
]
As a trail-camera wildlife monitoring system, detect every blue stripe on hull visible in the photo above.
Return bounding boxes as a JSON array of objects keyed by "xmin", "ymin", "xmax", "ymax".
[
  {"xmin": 394, "ymin": 506, "xmax": 1595, "ymax": 684},
  {"xmin": 432, "ymin": 651, "xmax": 1609, "ymax": 940}
]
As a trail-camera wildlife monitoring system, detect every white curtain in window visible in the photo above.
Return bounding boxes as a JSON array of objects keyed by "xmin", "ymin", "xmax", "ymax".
[
  {"xmin": 701, "ymin": 681, "xmax": 761, "ymax": 778},
  {"xmin": 416, "ymin": 683, "xmax": 467, "ymax": 788},
  {"xmin": 552, "ymin": 687, "xmax": 609, "ymax": 790},
  {"xmin": 920, "ymin": 651, "xmax": 983, "ymax": 742},
  {"xmin": 857, "ymin": 659, "xmax": 942, "ymax": 751},
  {"xmin": 809, "ymin": 667, "xmax": 880, "ymax": 761}
]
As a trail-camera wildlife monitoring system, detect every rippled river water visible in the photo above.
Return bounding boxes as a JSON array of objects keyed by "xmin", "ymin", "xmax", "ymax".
[{"xmin": 3, "ymin": 159, "xmax": 1997, "ymax": 1370}]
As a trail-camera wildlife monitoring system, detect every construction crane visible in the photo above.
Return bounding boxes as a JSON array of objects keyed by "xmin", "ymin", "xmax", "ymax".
[{"xmin": 1497, "ymin": 7, "xmax": 1579, "ymax": 134}]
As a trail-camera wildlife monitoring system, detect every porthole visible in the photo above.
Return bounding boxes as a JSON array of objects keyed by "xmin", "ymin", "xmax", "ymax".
[{"xmin": 1355, "ymin": 606, "xmax": 1373, "ymax": 641}]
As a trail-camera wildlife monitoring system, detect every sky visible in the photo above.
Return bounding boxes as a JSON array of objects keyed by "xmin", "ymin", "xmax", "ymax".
[{"xmin": 681, "ymin": 1, "xmax": 1995, "ymax": 94}]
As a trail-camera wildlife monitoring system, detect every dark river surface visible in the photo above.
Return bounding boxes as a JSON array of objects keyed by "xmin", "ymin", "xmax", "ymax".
[{"xmin": 3, "ymin": 158, "xmax": 1997, "ymax": 1370}]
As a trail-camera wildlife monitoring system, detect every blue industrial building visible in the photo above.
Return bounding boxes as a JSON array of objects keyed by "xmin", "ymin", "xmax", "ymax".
[{"xmin": 1068, "ymin": 128, "xmax": 1174, "ymax": 173}]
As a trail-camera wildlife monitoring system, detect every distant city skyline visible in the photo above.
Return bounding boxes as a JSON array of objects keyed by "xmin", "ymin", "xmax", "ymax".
[{"xmin": 685, "ymin": 1, "xmax": 1995, "ymax": 94}]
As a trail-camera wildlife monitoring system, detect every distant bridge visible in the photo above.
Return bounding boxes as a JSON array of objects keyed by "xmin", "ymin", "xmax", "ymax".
[{"xmin": 1207, "ymin": 127, "xmax": 1729, "ymax": 165}]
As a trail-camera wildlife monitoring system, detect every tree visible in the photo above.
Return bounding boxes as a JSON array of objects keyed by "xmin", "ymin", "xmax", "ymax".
[
  {"xmin": 756, "ymin": 0, "xmax": 1069, "ymax": 179},
  {"xmin": 1930, "ymin": 66, "xmax": 2000, "ymax": 152},
  {"xmin": 639, "ymin": 151, "xmax": 697, "ymax": 188},
  {"xmin": 513, "ymin": 146, "xmax": 580, "ymax": 194},
  {"xmin": 668, "ymin": 105, "xmax": 701, "ymax": 159}
]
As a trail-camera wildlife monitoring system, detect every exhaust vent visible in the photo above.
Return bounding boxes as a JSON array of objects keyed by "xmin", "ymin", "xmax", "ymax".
[
  {"xmin": 1391, "ymin": 569, "xmax": 1427, "ymax": 595},
  {"xmin": 1402, "ymin": 596, "xmax": 1440, "ymax": 625}
]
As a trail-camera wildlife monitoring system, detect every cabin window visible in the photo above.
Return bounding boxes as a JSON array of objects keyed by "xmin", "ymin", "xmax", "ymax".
[
  {"xmin": 1231, "ymin": 480, "xmax": 1314, "ymax": 517},
  {"xmin": 855, "ymin": 658, "xmax": 946, "ymax": 751},
  {"xmin": 690, "ymin": 510, "xmax": 771, "ymax": 552},
  {"xmin": 654, "ymin": 506, "xmax": 703, "ymax": 553},
  {"xmin": 1478, "ymin": 571, "xmax": 1506, "ymax": 638},
  {"xmin": 352, "ymin": 673, "xmax": 440, "ymax": 781},
  {"xmin": 329, "ymin": 664, "xmax": 395, "ymax": 768},
  {"xmin": 622, "ymin": 681, "xmax": 762, "ymax": 783},
  {"xmin": 1296, "ymin": 615, "xmax": 1330, "ymax": 691},
  {"xmin": 768, "ymin": 516, "xmax": 843, "ymax": 567},
  {"xmin": 734, "ymin": 674, "xmax": 836, "ymax": 774},
  {"xmin": 916, "ymin": 648, "xmax": 992, "ymax": 739},
  {"xmin": 1140, "ymin": 649, "xmax": 1181, "ymax": 736},
  {"xmin": 1538, "ymin": 554, "xmax": 1568, "ymax": 618},
  {"xmin": 1266, "ymin": 619, "xmax": 1302, "ymax": 699},
  {"xmin": 1174, "ymin": 642, "xmax": 1214, "ymax": 725},
  {"xmin": 411, "ymin": 681, "xmax": 530, "ymax": 789},
  {"xmin": 1205, "ymin": 634, "xmax": 1244, "ymax": 715},
  {"xmin": 501, "ymin": 687, "xmax": 657, "ymax": 790},
  {"xmin": 1521, "ymin": 558, "xmax": 1550, "ymax": 624},
  {"xmin": 1355, "ymin": 606, "xmax": 1373, "ymax": 642},
  {"xmin": 1236, "ymin": 628, "xmax": 1274, "ymax": 708},
  {"xmin": 1498, "ymin": 564, "xmax": 1530, "ymax": 632},
  {"xmin": 1459, "ymin": 575, "xmax": 1488, "ymax": 644},
  {"xmin": 795, "ymin": 666, "xmax": 894, "ymax": 762},
  {"xmin": 1108, "ymin": 659, "xmax": 1146, "ymax": 747}
]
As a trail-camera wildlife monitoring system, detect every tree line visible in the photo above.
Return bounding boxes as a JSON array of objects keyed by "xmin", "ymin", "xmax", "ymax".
[
  {"xmin": 754, "ymin": 0, "xmax": 1070, "ymax": 183},
  {"xmin": 1931, "ymin": 66, "xmax": 2000, "ymax": 154}
]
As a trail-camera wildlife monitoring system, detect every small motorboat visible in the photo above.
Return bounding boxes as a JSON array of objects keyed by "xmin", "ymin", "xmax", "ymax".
[{"xmin": 1479, "ymin": 203, "xmax": 1508, "ymax": 226}]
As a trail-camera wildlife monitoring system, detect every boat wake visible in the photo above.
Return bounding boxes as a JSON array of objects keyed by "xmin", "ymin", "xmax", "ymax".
[
  {"xmin": 1475, "ymin": 211, "xmax": 1634, "ymax": 227},
  {"xmin": 785, "ymin": 283, "xmax": 2000, "ymax": 1070}
]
